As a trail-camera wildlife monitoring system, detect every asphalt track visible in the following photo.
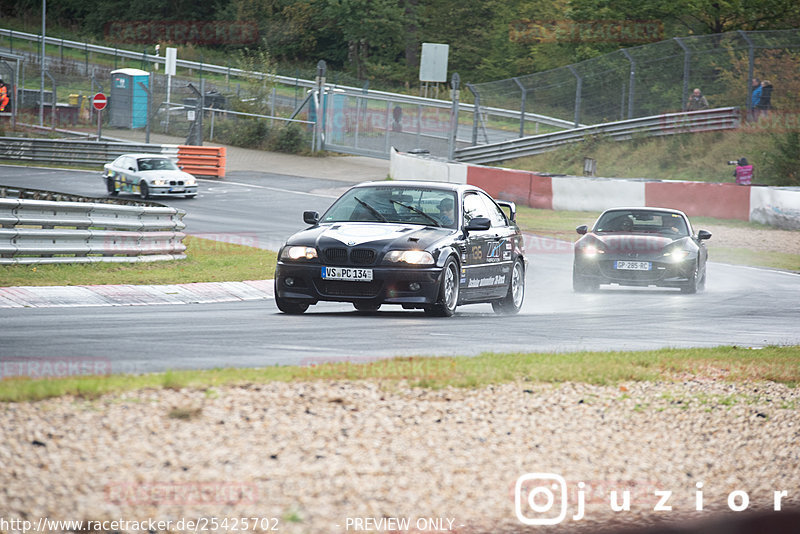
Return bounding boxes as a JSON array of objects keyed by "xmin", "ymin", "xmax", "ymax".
[{"xmin": 1, "ymin": 166, "xmax": 799, "ymax": 375}]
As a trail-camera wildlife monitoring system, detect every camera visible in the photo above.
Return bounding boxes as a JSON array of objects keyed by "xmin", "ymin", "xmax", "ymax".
[{"xmin": 727, "ymin": 160, "xmax": 739, "ymax": 165}]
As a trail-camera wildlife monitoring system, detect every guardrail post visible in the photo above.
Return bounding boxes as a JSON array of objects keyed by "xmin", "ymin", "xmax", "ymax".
[
  {"xmin": 567, "ymin": 66, "xmax": 582, "ymax": 128},
  {"xmin": 448, "ymin": 72, "xmax": 460, "ymax": 160}
]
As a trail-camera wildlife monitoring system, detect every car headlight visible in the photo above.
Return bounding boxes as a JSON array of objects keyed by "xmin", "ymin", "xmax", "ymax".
[
  {"xmin": 664, "ymin": 248, "xmax": 690, "ymax": 262},
  {"xmin": 281, "ymin": 246, "xmax": 318, "ymax": 261},
  {"xmin": 578, "ymin": 244, "xmax": 604, "ymax": 257},
  {"xmin": 184, "ymin": 177, "xmax": 196, "ymax": 185},
  {"xmin": 151, "ymin": 179, "xmax": 167, "ymax": 186},
  {"xmin": 383, "ymin": 250, "xmax": 435, "ymax": 265}
]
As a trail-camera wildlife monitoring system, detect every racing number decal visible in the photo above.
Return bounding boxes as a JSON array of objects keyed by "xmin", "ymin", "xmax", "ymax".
[{"xmin": 471, "ymin": 245, "xmax": 482, "ymax": 260}]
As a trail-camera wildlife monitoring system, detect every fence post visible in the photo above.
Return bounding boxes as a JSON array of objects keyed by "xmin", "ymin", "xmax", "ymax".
[
  {"xmin": 674, "ymin": 37, "xmax": 691, "ymax": 111},
  {"xmin": 512, "ymin": 77, "xmax": 526, "ymax": 137},
  {"xmin": 44, "ymin": 71, "xmax": 56, "ymax": 131},
  {"xmin": 738, "ymin": 31, "xmax": 755, "ymax": 116},
  {"xmin": 466, "ymin": 83, "xmax": 479, "ymax": 145},
  {"xmin": 621, "ymin": 49, "xmax": 636, "ymax": 119},
  {"xmin": 567, "ymin": 66, "xmax": 582, "ymax": 128},
  {"xmin": 448, "ymin": 72, "xmax": 460, "ymax": 160}
]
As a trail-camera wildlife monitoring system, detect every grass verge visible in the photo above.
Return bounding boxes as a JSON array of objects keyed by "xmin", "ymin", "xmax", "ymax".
[
  {"xmin": 0, "ymin": 236, "xmax": 277, "ymax": 286},
  {"xmin": 1, "ymin": 345, "xmax": 798, "ymax": 402}
]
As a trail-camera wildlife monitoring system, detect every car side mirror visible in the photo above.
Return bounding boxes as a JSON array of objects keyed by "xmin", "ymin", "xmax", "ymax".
[
  {"xmin": 496, "ymin": 200, "xmax": 516, "ymax": 222},
  {"xmin": 465, "ymin": 217, "xmax": 491, "ymax": 232},
  {"xmin": 697, "ymin": 230, "xmax": 712, "ymax": 240},
  {"xmin": 129, "ymin": 167, "xmax": 136, "ymax": 172},
  {"xmin": 576, "ymin": 225, "xmax": 588, "ymax": 235},
  {"xmin": 303, "ymin": 211, "xmax": 320, "ymax": 225}
]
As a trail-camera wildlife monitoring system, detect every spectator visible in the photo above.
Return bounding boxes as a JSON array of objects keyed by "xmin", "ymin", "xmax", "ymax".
[
  {"xmin": 734, "ymin": 157, "xmax": 753, "ymax": 186},
  {"xmin": 756, "ymin": 80, "xmax": 773, "ymax": 115},
  {"xmin": 686, "ymin": 88, "xmax": 709, "ymax": 111},
  {"xmin": 750, "ymin": 78, "xmax": 761, "ymax": 119},
  {"xmin": 0, "ymin": 79, "xmax": 9, "ymax": 112}
]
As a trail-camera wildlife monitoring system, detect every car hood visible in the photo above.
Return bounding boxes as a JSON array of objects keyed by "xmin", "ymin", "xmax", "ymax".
[
  {"xmin": 288, "ymin": 222, "xmax": 454, "ymax": 251},
  {"xmin": 139, "ymin": 169, "xmax": 191, "ymax": 179},
  {"xmin": 588, "ymin": 233, "xmax": 688, "ymax": 253}
]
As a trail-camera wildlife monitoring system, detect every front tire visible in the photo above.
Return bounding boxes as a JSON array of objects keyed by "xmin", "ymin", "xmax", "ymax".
[
  {"xmin": 424, "ymin": 256, "xmax": 459, "ymax": 317},
  {"xmin": 492, "ymin": 258, "xmax": 525, "ymax": 315},
  {"xmin": 275, "ymin": 295, "xmax": 309, "ymax": 314},
  {"xmin": 680, "ymin": 262, "xmax": 700, "ymax": 294},
  {"xmin": 106, "ymin": 176, "xmax": 118, "ymax": 196},
  {"xmin": 573, "ymin": 269, "xmax": 598, "ymax": 293},
  {"xmin": 139, "ymin": 181, "xmax": 150, "ymax": 200}
]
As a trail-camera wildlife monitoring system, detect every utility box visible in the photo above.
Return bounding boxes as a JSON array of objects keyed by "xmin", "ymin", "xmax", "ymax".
[{"xmin": 110, "ymin": 68, "xmax": 149, "ymax": 128}]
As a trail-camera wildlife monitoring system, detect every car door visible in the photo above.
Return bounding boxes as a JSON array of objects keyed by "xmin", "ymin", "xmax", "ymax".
[
  {"xmin": 460, "ymin": 192, "xmax": 507, "ymax": 301},
  {"xmin": 478, "ymin": 192, "xmax": 518, "ymax": 298}
]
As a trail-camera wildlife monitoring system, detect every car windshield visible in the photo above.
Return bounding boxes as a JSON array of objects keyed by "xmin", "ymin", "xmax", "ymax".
[
  {"xmin": 594, "ymin": 210, "xmax": 689, "ymax": 236},
  {"xmin": 136, "ymin": 158, "xmax": 178, "ymax": 171},
  {"xmin": 321, "ymin": 186, "xmax": 458, "ymax": 228}
]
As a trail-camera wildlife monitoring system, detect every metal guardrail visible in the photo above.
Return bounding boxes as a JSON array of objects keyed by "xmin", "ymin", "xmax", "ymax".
[
  {"xmin": 454, "ymin": 107, "xmax": 741, "ymax": 164},
  {"xmin": 0, "ymin": 136, "xmax": 176, "ymax": 167},
  {"xmin": 0, "ymin": 185, "xmax": 186, "ymax": 264}
]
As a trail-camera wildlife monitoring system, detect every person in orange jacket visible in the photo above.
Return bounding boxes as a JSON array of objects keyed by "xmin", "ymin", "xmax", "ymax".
[{"xmin": 0, "ymin": 79, "xmax": 9, "ymax": 112}]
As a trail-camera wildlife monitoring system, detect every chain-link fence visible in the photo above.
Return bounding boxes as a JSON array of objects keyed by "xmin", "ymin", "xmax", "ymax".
[{"xmin": 469, "ymin": 29, "xmax": 800, "ymax": 144}]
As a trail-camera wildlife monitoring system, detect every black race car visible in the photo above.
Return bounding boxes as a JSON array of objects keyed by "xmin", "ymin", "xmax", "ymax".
[
  {"xmin": 275, "ymin": 181, "xmax": 526, "ymax": 316},
  {"xmin": 573, "ymin": 207, "xmax": 711, "ymax": 293}
]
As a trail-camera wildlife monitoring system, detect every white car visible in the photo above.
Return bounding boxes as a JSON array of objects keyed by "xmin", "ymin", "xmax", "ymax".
[{"xmin": 103, "ymin": 154, "xmax": 198, "ymax": 199}]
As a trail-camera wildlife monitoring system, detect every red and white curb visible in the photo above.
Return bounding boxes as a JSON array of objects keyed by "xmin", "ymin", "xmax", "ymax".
[{"xmin": 0, "ymin": 280, "xmax": 274, "ymax": 308}]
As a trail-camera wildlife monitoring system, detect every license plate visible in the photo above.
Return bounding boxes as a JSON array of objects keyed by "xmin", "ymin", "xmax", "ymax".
[
  {"xmin": 321, "ymin": 266, "xmax": 373, "ymax": 282},
  {"xmin": 171, "ymin": 188, "xmax": 185, "ymax": 193},
  {"xmin": 614, "ymin": 261, "xmax": 651, "ymax": 271}
]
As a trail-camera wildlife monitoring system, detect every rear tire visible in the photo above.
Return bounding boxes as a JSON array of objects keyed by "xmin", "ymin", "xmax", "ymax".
[
  {"xmin": 139, "ymin": 181, "xmax": 150, "ymax": 200},
  {"xmin": 424, "ymin": 256, "xmax": 459, "ymax": 317},
  {"xmin": 492, "ymin": 258, "xmax": 525, "ymax": 315}
]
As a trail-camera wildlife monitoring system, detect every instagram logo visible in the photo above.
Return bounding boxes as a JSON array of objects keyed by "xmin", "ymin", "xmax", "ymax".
[{"xmin": 515, "ymin": 473, "xmax": 569, "ymax": 525}]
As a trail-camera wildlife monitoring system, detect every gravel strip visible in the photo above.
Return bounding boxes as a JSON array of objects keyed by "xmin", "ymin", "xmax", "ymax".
[{"xmin": 1, "ymin": 380, "xmax": 799, "ymax": 533}]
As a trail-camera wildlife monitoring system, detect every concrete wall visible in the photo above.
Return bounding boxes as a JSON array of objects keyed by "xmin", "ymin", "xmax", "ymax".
[{"xmin": 389, "ymin": 148, "xmax": 467, "ymax": 184}]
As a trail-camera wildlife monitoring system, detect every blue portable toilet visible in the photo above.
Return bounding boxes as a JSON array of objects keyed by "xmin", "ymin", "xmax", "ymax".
[{"xmin": 109, "ymin": 68, "xmax": 149, "ymax": 128}]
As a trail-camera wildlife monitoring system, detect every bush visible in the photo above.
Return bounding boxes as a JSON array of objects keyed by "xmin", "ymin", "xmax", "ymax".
[
  {"xmin": 271, "ymin": 124, "xmax": 306, "ymax": 153},
  {"xmin": 762, "ymin": 131, "xmax": 800, "ymax": 186}
]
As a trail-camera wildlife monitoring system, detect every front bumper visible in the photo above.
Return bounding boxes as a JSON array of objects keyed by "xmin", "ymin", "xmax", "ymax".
[
  {"xmin": 275, "ymin": 261, "xmax": 444, "ymax": 306},
  {"xmin": 574, "ymin": 255, "xmax": 697, "ymax": 288},
  {"xmin": 147, "ymin": 185, "xmax": 198, "ymax": 196}
]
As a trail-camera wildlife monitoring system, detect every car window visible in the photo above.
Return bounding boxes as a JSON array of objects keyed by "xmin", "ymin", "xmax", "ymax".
[
  {"xmin": 595, "ymin": 211, "xmax": 689, "ymax": 236},
  {"xmin": 138, "ymin": 158, "xmax": 177, "ymax": 171},
  {"xmin": 478, "ymin": 192, "xmax": 507, "ymax": 227},
  {"xmin": 463, "ymin": 193, "xmax": 485, "ymax": 224},
  {"xmin": 321, "ymin": 186, "xmax": 457, "ymax": 228}
]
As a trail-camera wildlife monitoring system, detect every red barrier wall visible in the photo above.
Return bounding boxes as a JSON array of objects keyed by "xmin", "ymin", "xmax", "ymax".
[
  {"xmin": 529, "ymin": 174, "xmax": 553, "ymax": 209},
  {"xmin": 645, "ymin": 182, "xmax": 750, "ymax": 221},
  {"xmin": 467, "ymin": 166, "xmax": 553, "ymax": 210}
]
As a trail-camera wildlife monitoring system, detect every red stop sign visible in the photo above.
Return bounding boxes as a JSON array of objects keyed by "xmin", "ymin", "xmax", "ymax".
[{"xmin": 92, "ymin": 93, "xmax": 107, "ymax": 111}]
